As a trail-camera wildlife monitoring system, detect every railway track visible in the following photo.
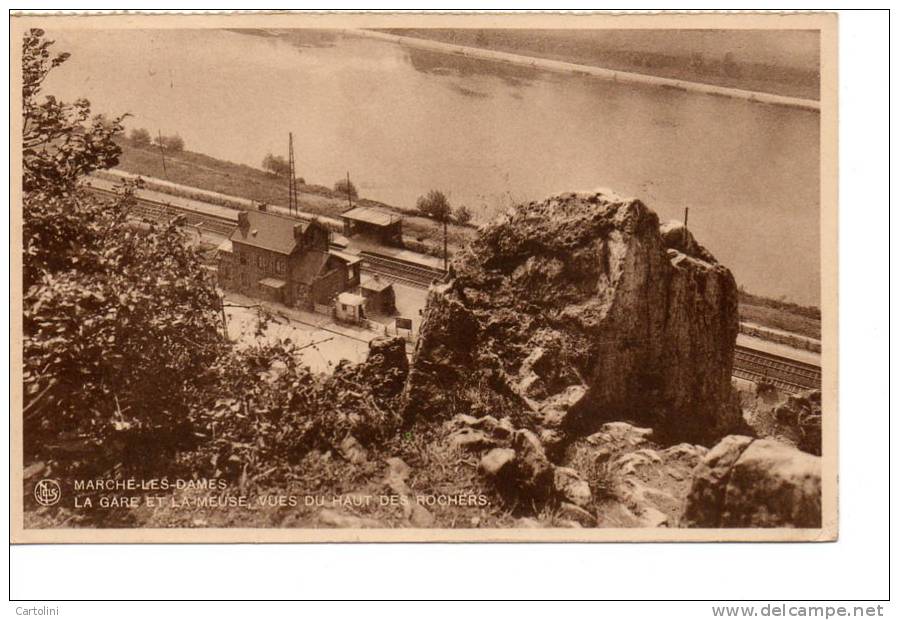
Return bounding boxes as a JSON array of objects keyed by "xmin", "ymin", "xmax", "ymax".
[
  {"xmin": 359, "ymin": 251, "xmax": 446, "ymax": 289},
  {"xmin": 732, "ymin": 345, "xmax": 821, "ymax": 394},
  {"xmin": 86, "ymin": 185, "xmax": 239, "ymax": 236}
]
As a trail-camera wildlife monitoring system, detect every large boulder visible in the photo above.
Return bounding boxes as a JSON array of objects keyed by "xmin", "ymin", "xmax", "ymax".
[
  {"xmin": 684, "ymin": 437, "xmax": 822, "ymax": 528},
  {"xmin": 405, "ymin": 189, "xmax": 740, "ymax": 445}
]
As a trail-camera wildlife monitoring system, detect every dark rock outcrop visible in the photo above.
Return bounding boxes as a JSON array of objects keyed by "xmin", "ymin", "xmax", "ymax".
[
  {"xmin": 405, "ymin": 189, "xmax": 740, "ymax": 445},
  {"xmin": 356, "ymin": 336, "xmax": 409, "ymax": 399},
  {"xmin": 684, "ymin": 436, "xmax": 822, "ymax": 528},
  {"xmin": 775, "ymin": 390, "xmax": 822, "ymax": 456}
]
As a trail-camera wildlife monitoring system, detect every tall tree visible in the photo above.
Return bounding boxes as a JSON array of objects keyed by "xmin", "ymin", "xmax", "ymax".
[
  {"xmin": 21, "ymin": 30, "xmax": 223, "ymax": 472},
  {"xmin": 22, "ymin": 28, "xmax": 126, "ymax": 193}
]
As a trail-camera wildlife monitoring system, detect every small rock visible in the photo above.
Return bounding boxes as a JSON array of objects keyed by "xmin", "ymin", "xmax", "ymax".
[
  {"xmin": 385, "ymin": 456, "xmax": 411, "ymax": 481},
  {"xmin": 449, "ymin": 413, "xmax": 481, "ymax": 429},
  {"xmin": 637, "ymin": 505, "xmax": 669, "ymax": 528},
  {"xmin": 539, "ymin": 384, "xmax": 588, "ymax": 428},
  {"xmin": 512, "ymin": 429, "xmax": 554, "ymax": 495},
  {"xmin": 553, "ymin": 466, "xmax": 592, "ymax": 507},
  {"xmin": 479, "ymin": 448, "xmax": 517, "ymax": 477},
  {"xmin": 662, "ymin": 443, "xmax": 709, "ymax": 463},
  {"xmin": 23, "ymin": 461, "xmax": 46, "ymax": 480},
  {"xmin": 683, "ymin": 435, "xmax": 754, "ymax": 527},
  {"xmin": 448, "ymin": 427, "xmax": 497, "ymax": 452},
  {"xmin": 515, "ymin": 517, "xmax": 542, "ymax": 528},
  {"xmin": 558, "ymin": 501, "xmax": 596, "ymax": 527},
  {"xmin": 338, "ymin": 435, "xmax": 368, "ymax": 464},
  {"xmin": 538, "ymin": 428, "xmax": 565, "ymax": 452},
  {"xmin": 587, "ymin": 422, "xmax": 654, "ymax": 447},
  {"xmin": 409, "ymin": 503, "xmax": 435, "ymax": 528}
]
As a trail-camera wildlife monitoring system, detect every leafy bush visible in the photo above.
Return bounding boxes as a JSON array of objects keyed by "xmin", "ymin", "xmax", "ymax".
[
  {"xmin": 23, "ymin": 187, "xmax": 225, "ymax": 470},
  {"xmin": 22, "ymin": 30, "xmax": 223, "ymax": 473},
  {"xmin": 186, "ymin": 340, "xmax": 403, "ymax": 480},
  {"xmin": 155, "ymin": 133, "xmax": 185, "ymax": 152},
  {"xmin": 262, "ymin": 153, "xmax": 291, "ymax": 177},
  {"xmin": 453, "ymin": 204, "xmax": 473, "ymax": 225},
  {"xmin": 416, "ymin": 189, "xmax": 451, "ymax": 221},
  {"xmin": 334, "ymin": 177, "xmax": 358, "ymax": 200},
  {"xmin": 128, "ymin": 127, "xmax": 152, "ymax": 148}
]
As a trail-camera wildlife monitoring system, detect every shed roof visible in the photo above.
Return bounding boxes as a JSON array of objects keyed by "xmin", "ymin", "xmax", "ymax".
[
  {"xmin": 328, "ymin": 249, "xmax": 363, "ymax": 266},
  {"xmin": 360, "ymin": 276, "xmax": 393, "ymax": 292},
  {"xmin": 217, "ymin": 239, "xmax": 233, "ymax": 253},
  {"xmin": 341, "ymin": 206, "xmax": 397, "ymax": 228},
  {"xmin": 231, "ymin": 209, "xmax": 312, "ymax": 254},
  {"xmin": 337, "ymin": 292, "xmax": 366, "ymax": 306}
]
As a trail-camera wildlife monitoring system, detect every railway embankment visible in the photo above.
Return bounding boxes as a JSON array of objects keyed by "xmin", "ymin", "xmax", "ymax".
[{"xmin": 108, "ymin": 139, "xmax": 479, "ymax": 259}]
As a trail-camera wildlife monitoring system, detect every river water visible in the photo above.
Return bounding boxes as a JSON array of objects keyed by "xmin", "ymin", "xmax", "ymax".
[{"xmin": 43, "ymin": 28, "xmax": 820, "ymax": 305}]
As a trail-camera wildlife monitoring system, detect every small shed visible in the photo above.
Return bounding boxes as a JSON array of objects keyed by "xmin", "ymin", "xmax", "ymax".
[
  {"xmin": 257, "ymin": 277, "xmax": 287, "ymax": 303},
  {"xmin": 341, "ymin": 206, "xmax": 403, "ymax": 246},
  {"xmin": 359, "ymin": 276, "xmax": 396, "ymax": 315},
  {"xmin": 335, "ymin": 292, "xmax": 367, "ymax": 324}
]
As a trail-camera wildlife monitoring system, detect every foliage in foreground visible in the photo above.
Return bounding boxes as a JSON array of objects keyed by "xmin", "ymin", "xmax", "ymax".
[
  {"xmin": 22, "ymin": 30, "xmax": 221, "ymax": 474},
  {"xmin": 23, "ymin": 185, "xmax": 226, "ymax": 470},
  {"xmin": 181, "ymin": 341, "xmax": 405, "ymax": 481},
  {"xmin": 22, "ymin": 29, "xmax": 406, "ymax": 482}
]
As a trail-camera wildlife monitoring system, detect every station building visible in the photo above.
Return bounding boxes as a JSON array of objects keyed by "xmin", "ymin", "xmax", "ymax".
[{"xmin": 218, "ymin": 209, "xmax": 361, "ymax": 310}]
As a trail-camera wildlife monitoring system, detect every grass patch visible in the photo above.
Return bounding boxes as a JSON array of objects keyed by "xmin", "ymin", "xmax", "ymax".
[{"xmin": 739, "ymin": 303, "xmax": 821, "ymax": 341}]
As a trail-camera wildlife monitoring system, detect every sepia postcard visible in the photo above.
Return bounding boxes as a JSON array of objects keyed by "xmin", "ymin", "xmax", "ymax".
[{"xmin": 10, "ymin": 11, "xmax": 838, "ymax": 543}]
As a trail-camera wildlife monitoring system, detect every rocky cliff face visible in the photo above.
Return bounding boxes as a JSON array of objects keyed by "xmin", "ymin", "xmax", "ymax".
[{"xmin": 405, "ymin": 189, "xmax": 740, "ymax": 445}]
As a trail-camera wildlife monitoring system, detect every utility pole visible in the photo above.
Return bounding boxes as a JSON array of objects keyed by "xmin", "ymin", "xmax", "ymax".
[
  {"xmin": 288, "ymin": 133, "xmax": 298, "ymax": 215},
  {"xmin": 157, "ymin": 129, "xmax": 168, "ymax": 179},
  {"xmin": 683, "ymin": 206, "xmax": 690, "ymax": 247}
]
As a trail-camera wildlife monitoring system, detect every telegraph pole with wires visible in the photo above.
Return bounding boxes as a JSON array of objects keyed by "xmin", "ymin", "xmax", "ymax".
[
  {"xmin": 288, "ymin": 133, "xmax": 298, "ymax": 215},
  {"xmin": 157, "ymin": 129, "xmax": 168, "ymax": 179}
]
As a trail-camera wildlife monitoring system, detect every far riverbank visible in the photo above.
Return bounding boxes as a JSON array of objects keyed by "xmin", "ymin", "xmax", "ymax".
[{"xmin": 347, "ymin": 29, "xmax": 820, "ymax": 112}]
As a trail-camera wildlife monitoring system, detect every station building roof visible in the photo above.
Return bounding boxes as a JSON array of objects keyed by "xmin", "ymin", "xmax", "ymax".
[
  {"xmin": 231, "ymin": 209, "xmax": 316, "ymax": 255},
  {"xmin": 341, "ymin": 206, "xmax": 399, "ymax": 228}
]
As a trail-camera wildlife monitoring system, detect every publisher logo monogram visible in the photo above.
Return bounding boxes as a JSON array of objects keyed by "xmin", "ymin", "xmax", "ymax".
[{"xmin": 34, "ymin": 479, "xmax": 61, "ymax": 506}]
